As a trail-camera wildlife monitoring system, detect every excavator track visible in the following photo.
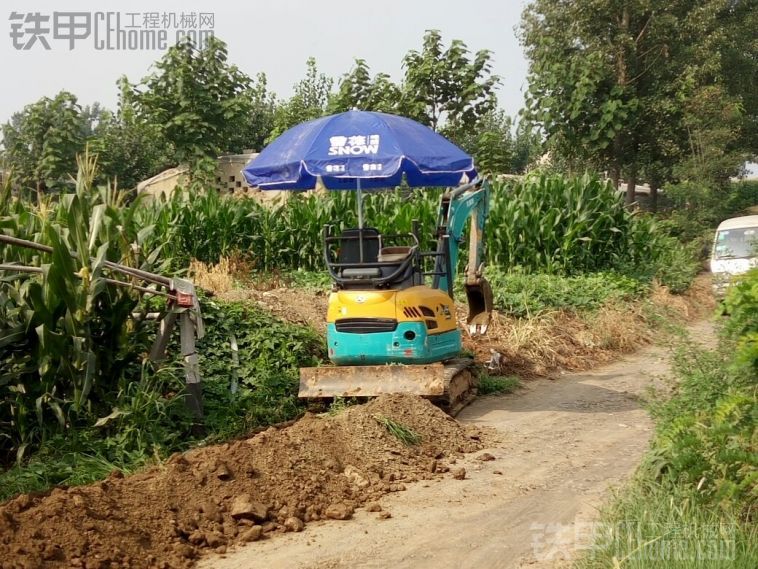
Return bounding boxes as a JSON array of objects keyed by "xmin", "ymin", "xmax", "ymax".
[
  {"xmin": 299, "ymin": 358, "xmax": 478, "ymax": 417},
  {"xmin": 434, "ymin": 359, "xmax": 478, "ymax": 416}
]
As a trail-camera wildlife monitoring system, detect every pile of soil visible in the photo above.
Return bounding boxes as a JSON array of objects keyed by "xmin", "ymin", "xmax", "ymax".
[{"xmin": 0, "ymin": 395, "xmax": 488, "ymax": 569}]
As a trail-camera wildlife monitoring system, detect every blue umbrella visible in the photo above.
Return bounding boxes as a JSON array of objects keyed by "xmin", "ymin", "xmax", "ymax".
[{"xmin": 242, "ymin": 110, "xmax": 476, "ymax": 227}]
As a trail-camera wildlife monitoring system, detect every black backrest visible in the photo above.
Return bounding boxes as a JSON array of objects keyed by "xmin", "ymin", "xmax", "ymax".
[{"xmin": 338, "ymin": 228, "xmax": 380, "ymax": 264}]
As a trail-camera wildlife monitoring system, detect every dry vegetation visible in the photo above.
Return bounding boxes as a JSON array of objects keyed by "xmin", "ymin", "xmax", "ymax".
[
  {"xmin": 193, "ymin": 257, "xmax": 715, "ymax": 382},
  {"xmin": 463, "ymin": 275, "xmax": 715, "ymax": 379}
]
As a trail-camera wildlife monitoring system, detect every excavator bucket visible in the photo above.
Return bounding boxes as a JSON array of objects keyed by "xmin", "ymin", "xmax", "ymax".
[{"xmin": 464, "ymin": 277, "xmax": 493, "ymax": 335}]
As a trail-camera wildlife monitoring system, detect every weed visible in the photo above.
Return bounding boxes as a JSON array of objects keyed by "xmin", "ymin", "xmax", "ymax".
[
  {"xmin": 328, "ymin": 397, "xmax": 362, "ymax": 416},
  {"xmin": 477, "ymin": 374, "xmax": 521, "ymax": 395},
  {"xmin": 373, "ymin": 414, "xmax": 422, "ymax": 446}
]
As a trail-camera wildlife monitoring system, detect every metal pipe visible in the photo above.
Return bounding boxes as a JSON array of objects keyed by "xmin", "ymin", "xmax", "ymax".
[
  {"xmin": 443, "ymin": 235, "xmax": 454, "ymax": 299},
  {"xmin": 0, "ymin": 264, "xmax": 174, "ymax": 298},
  {"xmin": 448, "ymin": 177, "xmax": 481, "ymax": 200},
  {"xmin": 356, "ymin": 178, "xmax": 364, "ymax": 262},
  {"xmin": 0, "ymin": 264, "xmax": 43, "ymax": 273},
  {"xmin": 0, "ymin": 234, "xmax": 171, "ymax": 287}
]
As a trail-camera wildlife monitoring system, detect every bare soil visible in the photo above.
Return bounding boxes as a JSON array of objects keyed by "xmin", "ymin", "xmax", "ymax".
[
  {"xmin": 0, "ymin": 396, "xmax": 489, "ymax": 569},
  {"xmin": 199, "ymin": 320, "xmax": 716, "ymax": 569},
  {"xmin": 218, "ymin": 287, "xmax": 329, "ymax": 333}
]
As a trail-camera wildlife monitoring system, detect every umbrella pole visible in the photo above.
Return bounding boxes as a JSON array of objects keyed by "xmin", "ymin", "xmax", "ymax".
[{"xmin": 357, "ymin": 179, "xmax": 364, "ymax": 262}]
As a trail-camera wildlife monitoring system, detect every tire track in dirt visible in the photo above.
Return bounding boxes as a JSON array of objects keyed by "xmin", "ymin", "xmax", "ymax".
[{"xmin": 201, "ymin": 321, "xmax": 715, "ymax": 569}]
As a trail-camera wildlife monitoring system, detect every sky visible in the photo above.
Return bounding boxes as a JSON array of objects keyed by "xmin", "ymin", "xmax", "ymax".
[{"xmin": 0, "ymin": 0, "xmax": 531, "ymax": 124}]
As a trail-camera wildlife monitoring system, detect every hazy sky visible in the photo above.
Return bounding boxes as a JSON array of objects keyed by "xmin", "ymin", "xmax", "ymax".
[{"xmin": 1, "ymin": 0, "xmax": 530, "ymax": 124}]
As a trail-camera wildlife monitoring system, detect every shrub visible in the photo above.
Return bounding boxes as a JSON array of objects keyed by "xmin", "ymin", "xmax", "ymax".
[
  {"xmin": 483, "ymin": 268, "xmax": 646, "ymax": 316},
  {"xmin": 723, "ymin": 268, "xmax": 758, "ymax": 372},
  {"xmin": 647, "ymin": 274, "xmax": 758, "ymax": 514}
]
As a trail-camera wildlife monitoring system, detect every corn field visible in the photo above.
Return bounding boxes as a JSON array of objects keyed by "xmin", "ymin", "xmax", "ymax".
[
  {"xmin": 0, "ymin": 155, "xmax": 173, "ymax": 461},
  {"xmin": 0, "ymin": 164, "xmax": 672, "ymax": 462},
  {"xmin": 138, "ymin": 172, "xmax": 659, "ymax": 276}
]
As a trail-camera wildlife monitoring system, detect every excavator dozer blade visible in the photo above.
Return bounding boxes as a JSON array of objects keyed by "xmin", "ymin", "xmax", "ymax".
[
  {"xmin": 464, "ymin": 277, "xmax": 494, "ymax": 336},
  {"xmin": 299, "ymin": 363, "xmax": 446, "ymax": 398},
  {"xmin": 299, "ymin": 359, "xmax": 477, "ymax": 416}
]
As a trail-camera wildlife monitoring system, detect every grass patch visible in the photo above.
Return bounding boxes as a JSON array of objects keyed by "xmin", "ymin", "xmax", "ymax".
[
  {"xmin": 575, "ymin": 482, "xmax": 757, "ymax": 568},
  {"xmin": 327, "ymin": 396, "xmax": 362, "ymax": 416},
  {"xmin": 483, "ymin": 268, "xmax": 648, "ymax": 317},
  {"xmin": 373, "ymin": 415, "xmax": 422, "ymax": 446},
  {"xmin": 478, "ymin": 374, "xmax": 521, "ymax": 395},
  {"xmin": 284, "ymin": 270, "xmax": 333, "ymax": 291}
]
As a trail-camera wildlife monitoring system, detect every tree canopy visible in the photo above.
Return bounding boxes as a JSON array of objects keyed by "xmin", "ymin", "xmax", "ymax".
[{"xmin": 521, "ymin": 0, "xmax": 757, "ymax": 203}]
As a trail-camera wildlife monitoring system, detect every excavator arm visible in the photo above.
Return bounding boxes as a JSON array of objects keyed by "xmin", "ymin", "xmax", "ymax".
[{"xmin": 432, "ymin": 178, "xmax": 493, "ymax": 335}]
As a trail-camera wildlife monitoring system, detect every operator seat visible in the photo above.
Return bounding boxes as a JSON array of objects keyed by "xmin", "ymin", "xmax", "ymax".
[{"xmin": 335, "ymin": 228, "xmax": 417, "ymax": 289}]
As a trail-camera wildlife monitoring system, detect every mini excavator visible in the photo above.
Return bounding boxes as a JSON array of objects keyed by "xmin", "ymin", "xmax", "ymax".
[{"xmin": 299, "ymin": 178, "xmax": 493, "ymax": 414}]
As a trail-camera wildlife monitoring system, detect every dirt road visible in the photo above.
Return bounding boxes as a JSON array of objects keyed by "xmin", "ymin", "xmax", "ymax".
[{"xmin": 201, "ymin": 322, "xmax": 713, "ymax": 569}]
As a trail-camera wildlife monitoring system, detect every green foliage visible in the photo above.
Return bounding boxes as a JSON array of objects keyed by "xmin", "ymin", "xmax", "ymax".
[
  {"xmin": 642, "ymin": 278, "xmax": 758, "ymax": 516},
  {"xmin": 616, "ymin": 233, "xmax": 701, "ymax": 295},
  {"xmin": 454, "ymin": 108, "xmax": 514, "ymax": 175},
  {"xmin": 575, "ymin": 482, "xmax": 757, "ymax": 568},
  {"xmin": 133, "ymin": 173, "xmax": 696, "ymax": 298},
  {"xmin": 511, "ymin": 120, "xmax": 543, "ymax": 174},
  {"xmin": 0, "ymin": 297, "xmax": 326, "ymax": 499},
  {"xmin": 675, "ymin": 83, "xmax": 748, "ymax": 184},
  {"xmin": 578, "ymin": 251, "xmax": 758, "ymax": 568},
  {"xmin": 400, "ymin": 30, "xmax": 499, "ymax": 138},
  {"xmin": 88, "ymin": 77, "xmax": 174, "ymax": 189},
  {"xmin": 283, "ymin": 270, "xmax": 333, "ymax": 292},
  {"xmin": 198, "ymin": 299, "xmax": 323, "ymax": 391},
  {"xmin": 373, "ymin": 414, "xmax": 422, "ymax": 446},
  {"xmin": 269, "ymin": 57, "xmax": 333, "ymax": 141},
  {"xmin": 0, "ymin": 434, "xmax": 154, "ymax": 503},
  {"xmin": 723, "ymin": 269, "xmax": 758, "ymax": 372},
  {"xmin": 330, "ymin": 59, "xmax": 401, "ymax": 115},
  {"xmin": 132, "ymin": 36, "xmax": 254, "ymax": 163},
  {"xmin": 521, "ymin": 0, "xmax": 754, "ymax": 193},
  {"xmin": 196, "ymin": 298, "xmax": 324, "ymax": 438},
  {"xmin": 659, "ymin": 180, "xmax": 758, "ymax": 259},
  {"xmin": 477, "ymin": 374, "xmax": 520, "ymax": 395},
  {"xmin": 0, "ymin": 154, "xmax": 171, "ymax": 462},
  {"xmin": 488, "ymin": 173, "xmax": 654, "ymax": 274},
  {"xmin": 649, "ymin": 346, "xmax": 756, "ymax": 510},
  {"xmin": 234, "ymin": 73, "xmax": 277, "ymax": 153},
  {"xmin": 484, "ymin": 269, "xmax": 646, "ymax": 317},
  {"xmin": 2, "ymin": 91, "xmax": 86, "ymax": 192}
]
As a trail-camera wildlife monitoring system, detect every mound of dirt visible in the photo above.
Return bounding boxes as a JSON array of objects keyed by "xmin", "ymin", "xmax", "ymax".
[{"xmin": 0, "ymin": 395, "xmax": 487, "ymax": 569}]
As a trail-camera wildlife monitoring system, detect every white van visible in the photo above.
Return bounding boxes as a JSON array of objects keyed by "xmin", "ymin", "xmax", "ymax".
[{"xmin": 711, "ymin": 215, "xmax": 758, "ymax": 294}]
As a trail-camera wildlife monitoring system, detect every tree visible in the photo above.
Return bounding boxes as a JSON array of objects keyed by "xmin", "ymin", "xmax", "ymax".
[
  {"xmin": 87, "ymin": 78, "xmax": 173, "ymax": 189},
  {"xmin": 454, "ymin": 108, "xmax": 514, "ymax": 175},
  {"xmin": 269, "ymin": 58, "xmax": 333, "ymax": 140},
  {"xmin": 132, "ymin": 36, "xmax": 253, "ymax": 164},
  {"xmin": 521, "ymin": 0, "xmax": 756, "ymax": 207},
  {"xmin": 232, "ymin": 73, "xmax": 277, "ymax": 153},
  {"xmin": 511, "ymin": 120, "xmax": 543, "ymax": 174},
  {"xmin": 521, "ymin": 0, "xmax": 664, "ymax": 192},
  {"xmin": 329, "ymin": 59, "xmax": 401, "ymax": 114},
  {"xmin": 400, "ymin": 30, "xmax": 499, "ymax": 139},
  {"xmin": 1, "ymin": 91, "xmax": 85, "ymax": 192}
]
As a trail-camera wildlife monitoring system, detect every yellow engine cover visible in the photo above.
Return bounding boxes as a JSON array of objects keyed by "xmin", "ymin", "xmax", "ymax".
[{"xmin": 327, "ymin": 286, "xmax": 457, "ymax": 334}]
